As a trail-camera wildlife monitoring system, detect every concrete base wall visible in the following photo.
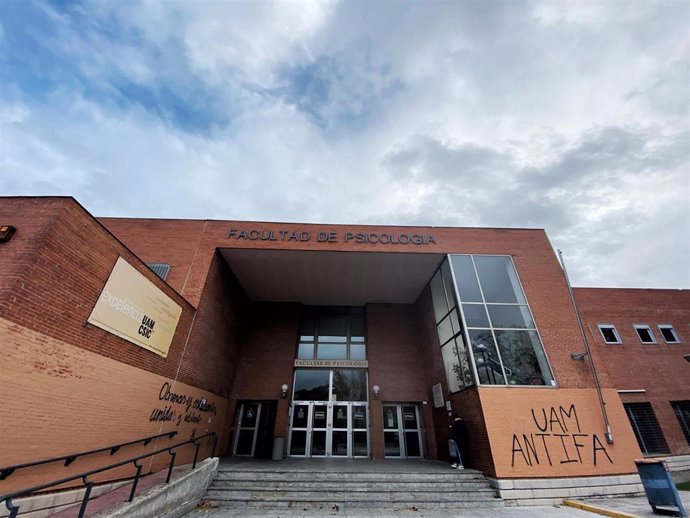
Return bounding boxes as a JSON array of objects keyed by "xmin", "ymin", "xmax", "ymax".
[
  {"xmin": 489, "ymin": 473, "xmax": 644, "ymax": 506},
  {"xmin": 92, "ymin": 457, "xmax": 219, "ymax": 518}
]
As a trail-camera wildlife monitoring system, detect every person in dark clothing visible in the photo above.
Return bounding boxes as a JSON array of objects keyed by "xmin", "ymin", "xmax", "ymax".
[{"xmin": 450, "ymin": 414, "xmax": 465, "ymax": 469}]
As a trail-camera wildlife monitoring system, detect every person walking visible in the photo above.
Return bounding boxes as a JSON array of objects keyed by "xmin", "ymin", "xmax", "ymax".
[{"xmin": 450, "ymin": 414, "xmax": 465, "ymax": 470}]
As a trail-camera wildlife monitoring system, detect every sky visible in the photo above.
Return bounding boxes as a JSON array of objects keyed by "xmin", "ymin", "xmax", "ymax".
[{"xmin": 0, "ymin": 0, "xmax": 688, "ymax": 289}]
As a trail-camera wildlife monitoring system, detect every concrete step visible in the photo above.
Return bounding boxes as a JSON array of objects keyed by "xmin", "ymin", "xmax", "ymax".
[
  {"xmin": 210, "ymin": 480, "xmax": 494, "ymax": 491},
  {"xmin": 202, "ymin": 498, "xmax": 506, "ymax": 510},
  {"xmin": 205, "ymin": 489, "xmax": 500, "ymax": 502},
  {"xmin": 214, "ymin": 470, "xmax": 485, "ymax": 482}
]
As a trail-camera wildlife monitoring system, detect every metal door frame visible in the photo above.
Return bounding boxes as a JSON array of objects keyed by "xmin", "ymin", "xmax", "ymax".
[
  {"xmin": 232, "ymin": 401, "xmax": 262, "ymax": 456},
  {"xmin": 383, "ymin": 403, "xmax": 423, "ymax": 458}
]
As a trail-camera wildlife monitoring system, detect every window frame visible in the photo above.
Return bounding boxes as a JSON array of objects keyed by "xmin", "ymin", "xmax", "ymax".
[
  {"xmin": 296, "ymin": 307, "xmax": 367, "ymax": 361},
  {"xmin": 598, "ymin": 324, "xmax": 622, "ymax": 345},
  {"xmin": 633, "ymin": 324, "xmax": 657, "ymax": 345},
  {"xmin": 450, "ymin": 254, "xmax": 557, "ymax": 389},
  {"xmin": 658, "ymin": 324, "xmax": 681, "ymax": 344},
  {"xmin": 624, "ymin": 402, "xmax": 670, "ymax": 456}
]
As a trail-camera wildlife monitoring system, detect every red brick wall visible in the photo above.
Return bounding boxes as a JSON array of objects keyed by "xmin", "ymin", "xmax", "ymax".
[
  {"xmin": 575, "ymin": 287, "xmax": 690, "ymax": 455},
  {"xmin": 415, "ymin": 284, "xmax": 497, "ymax": 475}
]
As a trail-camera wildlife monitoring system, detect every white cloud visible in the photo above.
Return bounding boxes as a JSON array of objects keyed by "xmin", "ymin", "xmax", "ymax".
[{"xmin": 0, "ymin": 0, "xmax": 688, "ymax": 288}]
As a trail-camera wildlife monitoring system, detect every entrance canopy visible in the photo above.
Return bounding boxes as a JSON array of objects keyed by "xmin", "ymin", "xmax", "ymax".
[{"xmin": 219, "ymin": 249, "xmax": 445, "ymax": 305}]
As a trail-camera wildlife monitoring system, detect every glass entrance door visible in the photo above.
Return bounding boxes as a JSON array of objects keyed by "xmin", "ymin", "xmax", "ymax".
[
  {"xmin": 233, "ymin": 402, "xmax": 262, "ymax": 456},
  {"xmin": 383, "ymin": 404, "xmax": 423, "ymax": 458},
  {"xmin": 288, "ymin": 401, "xmax": 369, "ymax": 457}
]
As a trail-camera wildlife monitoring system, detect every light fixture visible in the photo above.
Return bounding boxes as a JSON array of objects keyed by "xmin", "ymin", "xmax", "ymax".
[
  {"xmin": 372, "ymin": 385, "xmax": 380, "ymax": 399},
  {"xmin": 281, "ymin": 384, "xmax": 289, "ymax": 398},
  {"xmin": 684, "ymin": 354, "xmax": 690, "ymax": 363},
  {"xmin": 570, "ymin": 352, "xmax": 588, "ymax": 361}
]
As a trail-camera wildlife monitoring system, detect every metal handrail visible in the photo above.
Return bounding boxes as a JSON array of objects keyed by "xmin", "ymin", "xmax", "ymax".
[
  {"xmin": 1, "ymin": 432, "xmax": 217, "ymax": 518},
  {"xmin": 0, "ymin": 431, "xmax": 178, "ymax": 481}
]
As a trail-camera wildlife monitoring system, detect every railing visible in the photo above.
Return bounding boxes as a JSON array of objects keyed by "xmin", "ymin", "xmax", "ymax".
[
  {"xmin": 1, "ymin": 432, "xmax": 217, "ymax": 518},
  {"xmin": 0, "ymin": 431, "xmax": 178, "ymax": 481}
]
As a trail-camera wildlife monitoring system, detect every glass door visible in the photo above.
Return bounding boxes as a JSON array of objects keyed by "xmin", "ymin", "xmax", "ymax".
[
  {"xmin": 382, "ymin": 404, "xmax": 423, "ymax": 458},
  {"xmin": 331, "ymin": 403, "xmax": 349, "ymax": 457},
  {"xmin": 233, "ymin": 402, "xmax": 262, "ymax": 456}
]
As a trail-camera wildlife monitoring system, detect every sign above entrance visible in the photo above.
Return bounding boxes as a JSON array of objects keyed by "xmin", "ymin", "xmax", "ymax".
[
  {"xmin": 228, "ymin": 228, "xmax": 436, "ymax": 246},
  {"xmin": 294, "ymin": 359, "xmax": 369, "ymax": 368}
]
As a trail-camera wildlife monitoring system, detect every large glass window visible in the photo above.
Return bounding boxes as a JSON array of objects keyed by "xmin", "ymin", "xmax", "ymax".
[
  {"xmin": 449, "ymin": 254, "xmax": 555, "ymax": 387},
  {"xmin": 297, "ymin": 307, "xmax": 366, "ymax": 360},
  {"xmin": 293, "ymin": 369, "xmax": 368, "ymax": 402},
  {"xmin": 429, "ymin": 259, "xmax": 474, "ymax": 391}
]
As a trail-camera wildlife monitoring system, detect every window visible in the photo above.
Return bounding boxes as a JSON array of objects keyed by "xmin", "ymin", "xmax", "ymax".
[
  {"xmin": 429, "ymin": 259, "xmax": 474, "ymax": 392},
  {"xmin": 658, "ymin": 325, "xmax": 681, "ymax": 344},
  {"xmin": 671, "ymin": 401, "xmax": 690, "ymax": 447},
  {"xmin": 598, "ymin": 324, "xmax": 622, "ymax": 344},
  {"xmin": 634, "ymin": 325, "xmax": 657, "ymax": 344},
  {"xmin": 624, "ymin": 402, "xmax": 670, "ymax": 455},
  {"xmin": 147, "ymin": 263, "xmax": 171, "ymax": 281},
  {"xmin": 448, "ymin": 255, "xmax": 555, "ymax": 387},
  {"xmin": 297, "ymin": 307, "xmax": 366, "ymax": 361}
]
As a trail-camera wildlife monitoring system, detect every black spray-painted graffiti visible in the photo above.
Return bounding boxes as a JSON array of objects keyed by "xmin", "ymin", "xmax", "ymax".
[
  {"xmin": 511, "ymin": 404, "xmax": 613, "ymax": 467},
  {"xmin": 149, "ymin": 382, "xmax": 218, "ymax": 427}
]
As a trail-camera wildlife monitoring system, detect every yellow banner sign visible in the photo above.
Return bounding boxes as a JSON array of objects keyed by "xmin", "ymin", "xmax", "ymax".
[{"xmin": 88, "ymin": 257, "xmax": 182, "ymax": 357}]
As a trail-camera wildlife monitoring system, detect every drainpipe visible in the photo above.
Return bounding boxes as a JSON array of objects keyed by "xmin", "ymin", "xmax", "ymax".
[{"xmin": 557, "ymin": 249, "xmax": 614, "ymax": 444}]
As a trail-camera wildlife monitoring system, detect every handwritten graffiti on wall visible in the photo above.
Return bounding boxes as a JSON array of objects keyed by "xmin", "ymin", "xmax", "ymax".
[
  {"xmin": 511, "ymin": 404, "xmax": 613, "ymax": 468},
  {"xmin": 149, "ymin": 382, "xmax": 218, "ymax": 427}
]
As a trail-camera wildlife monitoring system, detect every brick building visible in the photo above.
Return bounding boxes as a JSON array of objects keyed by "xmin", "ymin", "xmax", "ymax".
[{"xmin": 0, "ymin": 196, "xmax": 688, "ymax": 501}]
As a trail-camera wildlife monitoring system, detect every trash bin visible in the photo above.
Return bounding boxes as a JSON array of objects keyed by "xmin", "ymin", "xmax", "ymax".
[
  {"xmin": 272, "ymin": 437, "xmax": 285, "ymax": 460},
  {"xmin": 635, "ymin": 459, "xmax": 688, "ymax": 517}
]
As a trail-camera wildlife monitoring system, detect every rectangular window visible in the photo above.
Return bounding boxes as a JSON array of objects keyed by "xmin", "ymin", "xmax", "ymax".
[
  {"xmin": 634, "ymin": 324, "xmax": 657, "ymax": 344},
  {"xmin": 671, "ymin": 401, "xmax": 690, "ymax": 446},
  {"xmin": 598, "ymin": 324, "xmax": 622, "ymax": 344},
  {"xmin": 429, "ymin": 259, "xmax": 474, "ymax": 391},
  {"xmin": 147, "ymin": 263, "xmax": 171, "ymax": 281},
  {"xmin": 658, "ymin": 325, "xmax": 681, "ymax": 344},
  {"xmin": 448, "ymin": 255, "xmax": 555, "ymax": 387},
  {"xmin": 624, "ymin": 402, "xmax": 670, "ymax": 455},
  {"xmin": 297, "ymin": 307, "xmax": 366, "ymax": 361}
]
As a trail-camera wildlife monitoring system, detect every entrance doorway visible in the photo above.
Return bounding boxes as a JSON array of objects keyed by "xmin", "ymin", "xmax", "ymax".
[
  {"xmin": 288, "ymin": 401, "xmax": 369, "ymax": 457},
  {"xmin": 288, "ymin": 368, "xmax": 369, "ymax": 458},
  {"xmin": 232, "ymin": 400, "xmax": 277, "ymax": 458},
  {"xmin": 383, "ymin": 404, "xmax": 423, "ymax": 458}
]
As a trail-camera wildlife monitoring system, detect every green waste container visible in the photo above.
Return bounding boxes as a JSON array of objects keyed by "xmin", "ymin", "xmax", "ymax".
[{"xmin": 635, "ymin": 459, "xmax": 687, "ymax": 517}]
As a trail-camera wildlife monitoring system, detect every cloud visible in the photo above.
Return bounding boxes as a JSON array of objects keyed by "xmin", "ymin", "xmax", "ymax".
[{"xmin": 0, "ymin": 0, "xmax": 688, "ymax": 288}]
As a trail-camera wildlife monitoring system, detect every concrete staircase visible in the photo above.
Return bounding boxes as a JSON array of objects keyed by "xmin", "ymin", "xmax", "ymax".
[{"xmin": 202, "ymin": 463, "xmax": 505, "ymax": 512}]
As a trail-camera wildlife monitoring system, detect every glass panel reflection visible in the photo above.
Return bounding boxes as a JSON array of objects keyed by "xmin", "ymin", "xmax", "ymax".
[
  {"xmin": 468, "ymin": 329, "xmax": 505, "ymax": 385},
  {"xmin": 311, "ymin": 431, "xmax": 326, "ymax": 455},
  {"xmin": 290, "ymin": 430, "xmax": 307, "ymax": 455},
  {"xmin": 404, "ymin": 432, "xmax": 421, "ymax": 457},
  {"xmin": 350, "ymin": 343, "xmax": 366, "ymax": 360},
  {"xmin": 384, "ymin": 432, "xmax": 401, "ymax": 457},
  {"xmin": 297, "ymin": 343, "xmax": 314, "ymax": 359},
  {"xmin": 450, "ymin": 255, "xmax": 483, "ymax": 302},
  {"xmin": 473, "ymin": 256, "xmax": 526, "ymax": 304},
  {"xmin": 402, "ymin": 406, "xmax": 418, "ymax": 429},
  {"xmin": 332, "ymin": 370, "xmax": 367, "ymax": 401},
  {"xmin": 430, "ymin": 271, "xmax": 449, "ymax": 322},
  {"xmin": 487, "ymin": 305, "xmax": 534, "ymax": 329},
  {"xmin": 383, "ymin": 406, "xmax": 398, "ymax": 429},
  {"xmin": 317, "ymin": 343, "xmax": 347, "ymax": 359},
  {"xmin": 292, "ymin": 404, "xmax": 309, "ymax": 427},
  {"xmin": 294, "ymin": 370, "xmax": 330, "ymax": 401},
  {"xmin": 353, "ymin": 431, "xmax": 368, "ymax": 456},
  {"xmin": 236, "ymin": 430, "xmax": 254, "ymax": 455},
  {"xmin": 441, "ymin": 342, "xmax": 462, "ymax": 392},
  {"xmin": 463, "ymin": 304, "xmax": 490, "ymax": 328},
  {"xmin": 318, "ymin": 315, "xmax": 347, "ymax": 342},
  {"xmin": 332, "ymin": 431, "xmax": 348, "ymax": 456},
  {"xmin": 494, "ymin": 330, "xmax": 554, "ymax": 386},
  {"xmin": 352, "ymin": 406, "xmax": 367, "ymax": 429},
  {"xmin": 333, "ymin": 405, "xmax": 348, "ymax": 428}
]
